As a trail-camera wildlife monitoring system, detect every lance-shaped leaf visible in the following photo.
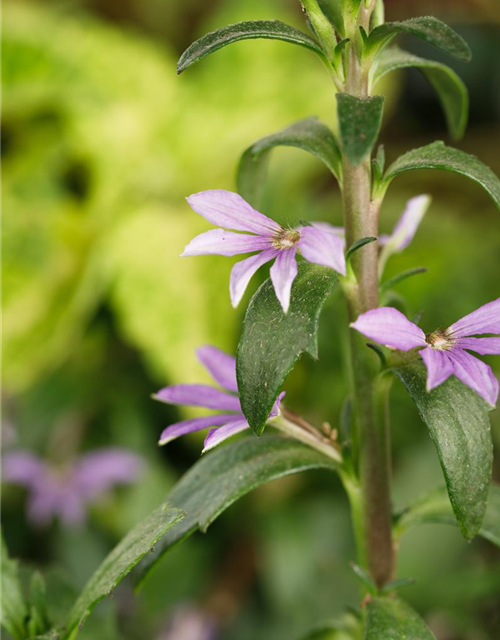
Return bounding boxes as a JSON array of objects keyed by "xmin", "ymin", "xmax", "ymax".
[
  {"xmin": 364, "ymin": 597, "xmax": 437, "ymax": 640},
  {"xmin": 374, "ymin": 47, "xmax": 468, "ymax": 139},
  {"xmin": 337, "ymin": 93, "xmax": 384, "ymax": 166},
  {"xmin": 1, "ymin": 535, "xmax": 28, "ymax": 640},
  {"xmin": 177, "ymin": 20, "xmax": 326, "ymax": 74},
  {"xmin": 137, "ymin": 436, "xmax": 337, "ymax": 584},
  {"xmin": 367, "ymin": 16, "xmax": 471, "ymax": 62},
  {"xmin": 392, "ymin": 363, "xmax": 493, "ymax": 539},
  {"xmin": 395, "ymin": 484, "xmax": 500, "ymax": 548},
  {"xmin": 237, "ymin": 263, "xmax": 337, "ymax": 435},
  {"xmin": 237, "ymin": 117, "xmax": 342, "ymax": 208},
  {"xmin": 379, "ymin": 141, "xmax": 500, "ymax": 210},
  {"xmin": 65, "ymin": 505, "xmax": 184, "ymax": 634}
]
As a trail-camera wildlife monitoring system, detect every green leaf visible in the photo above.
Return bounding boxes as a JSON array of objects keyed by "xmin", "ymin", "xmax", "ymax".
[
  {"xmin": 137, "ymin": 436, "xmax": 337, "ymax": 584},
  {"xmin": 346, "ymin": 236, "xmax": 377, "ymax": 262},
  {"xmin": 0, "ymin": 535, "xmax": 28, "ymax": 640},
  {"xmin": 317, "ymin": 0, "xmax": 345, "ymax": 36},
  {"xmin": 65, "ymin": 505, "xmax": 184, "ymax": 635},
  {"xmin": 237, "ymin": 117, "xmax": 342, "ymax": 208},
  {"xmin": 337, "ymin": 93, "xmax": 384, "ymax": 165},
  {"xmin": 395, "ymin": 483, "xmax": 500, "ymax": 548},
  {"xmin": 237, "ymin": 263, "xmax": 337, "ymax": 435},
  {"xmin": 364, "ymin": 597, "xmax": 436, "ymax": 640},
  {"xmin": 27, "ymin": 572, "xmax": 51, "ymax": 637},
  {"xmin": 380, "ymin": 141, "xmax": 500, "ymax": 210},
  {"xmin": 374, "ymin": 46, "xmax": 468, "ymax": 139},
  {"xmin": 379, "ymin": 267, "xmax": 427, "ymax": 293},
  {"xmin": 392, "ymin": 362, "xmax": 493, "ymax": 539},
  {"xmin": 177, "ymin": 20, "xmax": 325, "ymax": 74},
  {"xmin": 367, "ymin": 16, "xmax": 471, "ymax": 62}
]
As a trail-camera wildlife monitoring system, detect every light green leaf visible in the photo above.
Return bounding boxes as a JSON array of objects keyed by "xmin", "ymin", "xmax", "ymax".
[
  {"xmin": 367, "ymin": 16, "xmax": 471, "ymax": 62},
  {"xmin": 137, "ymin": 436, "xmax": 337, "ymax": 584},
  {"xmin": 379, "ymin": 141, "xmax": 500, "ymax": 209},
  {"xmin": 27, "ymin": 572, "xmax": 51, "ymax": 638},
  {"xmin": 317, "ymin": 0, "xmax": 345, "ymax": 36},
  {"xmin": 177, "ymin": 20, "xmax": 325, "ymax": 74},
  {"xmin": 374, "ymin": 46, "xmax": 468, "ymax": 139},
  {"xmin": 65, "ymin": 505, "xmax": 184, "ymax": 635},
  {"xmin": 364, "ymin": 597, "xmax": 436, "ymax": 640},
  {"xmin": 1, "ymin": 535, "xmax": 28, "ymax": 640},
  {"xmin": 337, "ymin": 93, "xmax": 384, "ymax": 165},
  {"xmin": 237, "ymin": 263, "xmax": 337, "ymax": 435},
  {"xmin": 392, "ymin": 363, "xmax": 493, "ymax": 539},
  {"xmin": 237, "ymin": 117, "xmax": 342, "ymax": 208}
]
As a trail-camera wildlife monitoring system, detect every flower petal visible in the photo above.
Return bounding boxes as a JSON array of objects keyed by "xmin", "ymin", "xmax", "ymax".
[
  {"xmin": 456, "ymin": 337, "xmax": 500, "ymax": 355},
  {"xmin": 159, "ymin": 414, "xmax": 241, "ymax": 445},
  {"xmin": 230, "ymin": 248, "xmax": 279, "ymax": 308},
  {"xmin": 196, "ymin": 345, "xmax": 238, "ymax": 392},
  {"xmin": 420, "ymin": 347, "xmax": 454, "ymax": 390},
  {"xmin": 269, "ymin": 391, "xmax": 286, "ymax": 417},
  {"xmin": 182, "ymin": 229, "xmax": 270, "ymax": 257},
  {"xmin": 187, "ymin": 190, "xmax": 281, "ymax": 235},
  {"xmin": 381, "ymin": 194, "xmax": 431, "ymax": 251},
  {"xmin": 2, "ymin": 451, "xmax": 46, "ymax": 489},
  {"xmin": 311, "ymin": 222, "xmax": 345, "ymax": 238},
  {"xmin": 202, "ymin": 419, "xmax": 249, "ymax": 453},
  {"xmin": 270, "ymin": 248, "xmax": 298, "ymax": 314},
  {"xmin": 74, "ymin": 449, "xmax": 144, "ymax": 499},
  {"xmin": 448, "ymin": 348, "xmax": 499, "ymax": 407},
  {"xmin": 298, "ymin": 226, "xmax": 346, "ymax": 275},
  {"xmin": 448, "ymin": 298, "xmax": 500, "ymax": 337},
  {"xmin": 154, "ymin": 384, "xmax": 241, "ymax": 411},
  {"xmin": 350, "ymin": 307, "xmax": 427, "ymax": 350}
]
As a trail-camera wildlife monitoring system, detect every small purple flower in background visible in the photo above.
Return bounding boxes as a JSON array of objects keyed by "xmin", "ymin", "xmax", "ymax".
[
  {"xmin": 157, "ymin": 605, "xmax": 217, "ymax": 640},
  {"xmin": 155, "ymin": 345, "xmax": 284, "ymax": 451},
  {"xmin": 2, "ymin": 448, "xmax": 143, "ymax": 527},
  {"xmin": 351, "ymin": 298, "xmax": 500, "ymax": 406},
  {"xmin": 182, "ymin": 190, "xmax": 346, "ymax": 313}
]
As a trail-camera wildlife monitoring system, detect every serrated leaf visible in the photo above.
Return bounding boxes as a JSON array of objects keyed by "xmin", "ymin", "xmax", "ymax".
[
  {"xmin": 368, "ymin": 16, "xmax": 471, "ymax": 62},
  {"xmin": 137, "ymin": 436, "xmax": 337, "ymax": 584},
  {"xmin": 177, "ymin": 20, "xmax": 325, "ymax": 74},
  {"xmin": 364, "ymin": 597, "xmax": 436, "ymax": 640},
  {"xmin": 380, "ymin": 141, "xmax": 500, "ymax": 209},
  {"xmin": 337, "ymin": 93, "xmax": 384, "ymax": 165},
  {"xmin": 237, "ymin": 263, "xmax": 337, "ymax": 435},
  {"xmin": 395, "ymin": 483, "xmax": 500, "ymax": 547},
  {"xmin": 374, "ymin": 46, "xmax": 468, "ymax": 139},
  {"xmin": 1, "ymin": 536, "xmax": 28, "ymax": 640},
  {"xmin": 392, "ymin": 363, "xmax": 493, "ymax": 539},
  {"xmin": 237, "ymin": 117, "xmax": 342, "ymax": 208},
  {"xmin": 65, "ymin": 505, "xmax": 184, "ymax": 635}
]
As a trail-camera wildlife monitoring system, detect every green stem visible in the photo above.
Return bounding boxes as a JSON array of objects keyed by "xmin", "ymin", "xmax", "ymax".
[{"xmin": 271, "ymin": 414, "xmax": 342, "ymax": 465}]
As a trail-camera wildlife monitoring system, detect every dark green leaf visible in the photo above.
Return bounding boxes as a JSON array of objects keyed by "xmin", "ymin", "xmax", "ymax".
[
  {"xmin": 137, "ymin": 436, "xmax": 337, "ymax": 584},
  {"xmin": 364, "ymin": 597, "xmax": 436, "ymax": 640},
  {"xmin": 380, "ymin": 141, "xmax": 500, "ymax": 209},
  {"xmin": 392, "ymin": 362, "xmax": 493, "ymax": 539},
  {"xmin": 395, "ymin": 484, "xmax": 500, "ymax": 548},
  {"xmin": 380, "ymin": 577, "xmax": 416, "ymax": 595},
  {"xmin": 0, "ymin": 536, "xmax": 28, "ymax": 640},
  {"xmin": 237, "ymin": 263, "xmax": 337, "ymax": 435},
  {"xmin": 379, "ymin": 267, "xmax": 427, "ymax": 293},
  {"xmin": 350, "ymin": 562, "xmax": 377, "ymax": 594},
  {"xmin": 28, "ymin": 572, "xmax": 51, "ymax": 637},
  {"xmin": 177, "ymin": 20, "xmax": 325, "ymax": 74},
  {"xmin": 337, "ymin": 93, "xmax": 384, "ymax": 165},
  {"xmin": 374, "ymin": 46, "xmax": 468, "ymax": 139},
  {"xmin": 346, "ymin": 236, "xmax": 377, "ymax": 262},
  {"xmin": 237, "ymin": 117, "xmax": 342, "ymax": 208},
  {"xmin": 65, "ymin": 505, "xmax": 184, "ymax": 634},
  {"xmin": 368, "ymin": 16, "xmax": 471, "ymax": 62}
]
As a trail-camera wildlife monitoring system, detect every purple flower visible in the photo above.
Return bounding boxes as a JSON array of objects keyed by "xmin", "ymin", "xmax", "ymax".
[
  {"xmin": 351, "ymin": 299, "xmax": 500, "ymax": 406},
  {"xmin": 2, "ymin": 448, "xmax": 143, "ymax": 527},
  {"xmin": 155, "ymin": 345, "xmax": 284, "ymax": 451},
  {"xmin": 182, "ymin": 190, "xmax": 346, "ymax": 313}
]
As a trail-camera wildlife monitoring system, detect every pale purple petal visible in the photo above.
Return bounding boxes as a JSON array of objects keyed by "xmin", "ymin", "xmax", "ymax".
[
  {"xmin": 196, "ymin": 346, "xmax": 238, "ymax": 392},
  {"xmin": 2, "ymin": 451, "xmax": 46, "ymax": 489},
  {"xmin": 270, "ymin": 248, "xmax": 298, "ymax": 314},
  {"xmin": 154, "ymin": 384, "xmax": 241, "ymax": 411},
  {"xmin": 351, "ymin": 307, "xmax": 427, "ymax": 350},
  {"xmin": 159, "ymin": 414, "xmax": 241, "ymax": 445},
  {"xmin": 298, "ymin": 226, "xmax": 346, "ymax": 275},
  {"xmin": 311, "ymin": 222, "xmax": 345, "ymax": 238},
  {"xmin": 202, "ymin": 419, "xmax": 249, "ymax": 453},
  {"xmin": 28, "ymin": 483, "xmax": 61, "ymax": 527},
  {"xmin": 187, "ymin": 190, "xmax": 281, "ymax": 235},
  {"xmin": 449, "ymin": 349, "xmax": 499, "ymax": 407},
  {"xmin": 229, "ymin": 248, "xmax": 279, "ymax": 308},
  {"xmin": 182, "ymin": 229, "xmax": 270, "ymax": 257},
  {"xmin": 448, "ymin": 298, "xmax": 500, "ymax": 337},
  {"xmin": 420, "ymin": 347, "xmax": 454, "ymax": 390},
  {"xmin": 74, "ymin": 448, "xmax": 144, "ymax": 500},
  {"xmin": 380, "ymin": 195, "xmax": 431, "ymax": 250},
  {"xmin": 269, "ymin": 391, "xmax": 286, "ymax": 417},
  {"xmin": 57, "ymin": 488, "xmax": 86, "ymax": 525},
  {"xmin": 456, "ymin": 337, "xmax": 500, "ymax": 355}
]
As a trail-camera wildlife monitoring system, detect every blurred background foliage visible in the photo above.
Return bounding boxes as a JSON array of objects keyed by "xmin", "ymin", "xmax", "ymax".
[{"xmin": 2, "ymin": 0, "xmax": 500, "ymax": 638}]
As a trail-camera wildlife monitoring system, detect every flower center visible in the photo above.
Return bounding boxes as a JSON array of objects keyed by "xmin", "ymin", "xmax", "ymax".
[
  {"xmin": 425, "ymin": 330, "xmax": 454, "ymax": 351},
  {"xmin": 271, "ymin": 228, "xmax": 301, "ymax": 250}
]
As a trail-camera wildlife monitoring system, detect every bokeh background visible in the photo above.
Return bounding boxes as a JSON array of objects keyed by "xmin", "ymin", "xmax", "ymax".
[{"xmin": 2, "ymin": 0, "xmax": 500, "ymax": 638}]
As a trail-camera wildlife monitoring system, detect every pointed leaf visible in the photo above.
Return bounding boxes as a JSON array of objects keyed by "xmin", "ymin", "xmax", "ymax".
[
  {"xmin": 1, "ymin": 536, "xmax": 28, "ymax": 640},
  {"xmin": 237, "ymin": 263, "xmax": 337, "ymax": 435},
  {"xmin": 177, "ymin": 20, "xmax": 325, "ymax": 74},
  {"xmin": 346, "ymin": 236, "xmax": 377, "ymax": 262},
  {"xmin": 392, "ymin": 362, "xmax": 493, "ymax": 539},
  {"xmin": 380, "ymin": 267, "xmax": 427, "ymax": 293},
  {"xmin": 364, "ymin": 597, "xmax": 436, "ymax": 640},
  {"xmin": 374, "ymin": 47, "xmax": 468, "ymax": 139},
  {"xmin": 337, "ymin": 93, "xmax": 384, "ymax": 165}
]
